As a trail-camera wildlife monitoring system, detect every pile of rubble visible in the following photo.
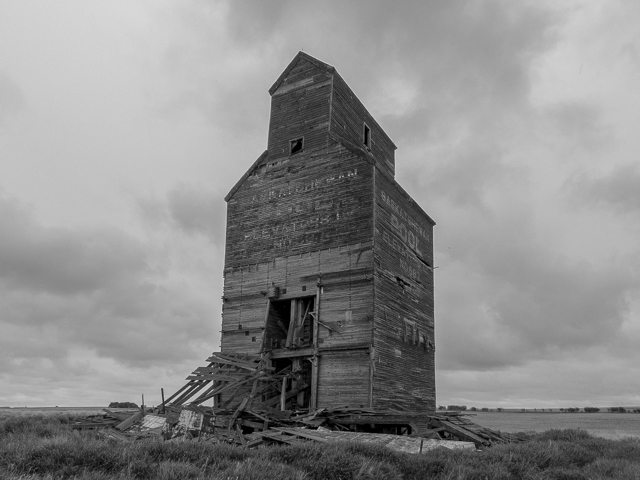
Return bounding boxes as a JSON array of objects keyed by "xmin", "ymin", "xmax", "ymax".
[{"xmin": 69, "ymin": 352, "xmax": 523, "ymax": 453}]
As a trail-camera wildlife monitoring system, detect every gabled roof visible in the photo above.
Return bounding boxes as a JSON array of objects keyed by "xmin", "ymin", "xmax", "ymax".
[
  {"xmin": 225, "ymin": 150, "xmax": 267, "ymax": 202},
  {"xmin": 268, "ymin": 51, "xmax": 335, "ymax": 96}
]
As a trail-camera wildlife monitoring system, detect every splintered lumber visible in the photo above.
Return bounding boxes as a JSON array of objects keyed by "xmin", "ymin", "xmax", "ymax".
[
  {"xmin": 114, "ymin": 411, "xmax": 143, "ymax": 431},
  {"xmin": 272, "ymin": 427, "xmax": 329, "ymax": 443},
  {"xmin": 207, "ymin": 353, "xmax": 263, "ymax": 371},
  {"xmin": 235, "ymin": 423, "xmax": 247, "ymax": 446},
  {"xmin": 103, "ymin": 429, "xmax": 134, "ymax": 442},
  {"xmin": 432, "ymin": 418, "xmax": 487, "ymax": 446},
  {"xmin": 103, "ymin": 409, "xmax": 137, "ymax": 422},
  {"xmin": 263, "ymin": 383, "xmax": 309, "ymax": 408}
]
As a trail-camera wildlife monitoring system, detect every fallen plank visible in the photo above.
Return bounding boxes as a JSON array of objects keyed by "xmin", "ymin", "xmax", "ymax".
[
  {"xmin": 272, "ymin": 427, "xmax": 329, "ymax": 443},
  {"xmin": 114, "ymin": 411, "xmax": 143, "ymax": 431},
  {"xmin": 103, "ymin": 428, "xmax": 134, "ymax": 442},
  {"xmin": 103, "ymin": 409, "xmax": 137, "ymax": 422},
  {"xmin": 433, "ymin": 419, "xmax": 488, "ymax": 446}
]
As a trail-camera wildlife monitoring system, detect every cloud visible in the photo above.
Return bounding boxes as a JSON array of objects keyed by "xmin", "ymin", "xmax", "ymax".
[
  {"xmin": 546, "ymin": 101, "xmax": 612, "ymax": 152},
  {"xmin": 159, "ymin": 0, "xmax": 559, "ymax": 151},
  {"xmin": 434, "ymin": 184, "xmax": 639, "ymax": 373},
  {"xmin": 0, "ymin": 191, "xmax": 146, "ymax": 296},
  {"xmin": 0, "ymin": 70, "xmax": 25, "ymax": 125},
  {"xmin": 136, "ymin": 183, "xmax": 227, "ymax": 245},
  {"xmin": 0, "ymin": 188, "xmax": 215, "ymax": 371},
  {"xmin": 567, "ymin": 164, "xmax": 640, "ymax": 214}
]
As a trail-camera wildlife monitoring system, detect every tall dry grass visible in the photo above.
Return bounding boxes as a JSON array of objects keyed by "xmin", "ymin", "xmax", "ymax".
[{"xmin": 1, "ymin": 416, "xmax": 640, "ymax": 479}]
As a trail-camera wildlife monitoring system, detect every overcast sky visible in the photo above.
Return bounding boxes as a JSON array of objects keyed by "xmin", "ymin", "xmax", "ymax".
[{"xmin": 1, "ymin": 0, "xmax": 639, "ymax": 409}]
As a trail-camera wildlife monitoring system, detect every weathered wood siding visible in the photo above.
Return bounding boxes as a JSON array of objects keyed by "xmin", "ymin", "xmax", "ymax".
[
  {"xmin": 372, "ymin": 168, "xmax": 436, "ymax": 411},
  {"xmin": 268, "ymin": 57, "xmax": 332, "ymax": 159},
  {"xmin": 221, "ymin": 52, "xmax": 436, "ymax": 413},
  {"xmin": 225, "ymin": 143, "xmax": 374, "ymax": 267},
  {"xmin": 221, "ymin": 243, "xmax": 374, "ymax": 408},
  {"xmin": 330, "ymin": 73, "xmax": 396, "ymax": 178},
  {"xmin": 317, "ymin": 350, "xmax": 371, "ymax": 408},
  {"xmin": 221, "ymin": 244, "xmax": 374, "ymax": 355}
]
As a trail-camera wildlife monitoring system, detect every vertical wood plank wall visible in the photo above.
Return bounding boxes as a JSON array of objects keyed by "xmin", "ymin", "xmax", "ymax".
[
  {"xmin": 267, "ymin": 58, "xmax": 332, "ymax": 158},
  {"xmin": 372, "ymin": 169, "xmax": 436, "ymax": 411},
  {"xmin": 225, "ymin": 144, "xmax": 373, "ymax": 268},
  {"xmin": 222, "ymin": 244, "xmax": 374, "ymax": 407},
  {"xmin": 221, "ymin": 52, "xmax": 436, "ymax": 412},
  {"xmin": 329, "ymin": 73, "xmax": 396, "ymax": 178}
]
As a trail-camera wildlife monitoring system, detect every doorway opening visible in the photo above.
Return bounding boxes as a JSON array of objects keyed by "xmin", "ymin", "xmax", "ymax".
[{"xmin": 264, "ymin": 296, "xmax": 315, "ymax": 350}]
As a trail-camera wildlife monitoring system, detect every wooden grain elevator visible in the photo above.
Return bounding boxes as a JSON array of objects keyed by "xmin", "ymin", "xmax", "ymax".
[{"xmin": 220, "ymin": 52, "xmax": 436, "ymax": 413}]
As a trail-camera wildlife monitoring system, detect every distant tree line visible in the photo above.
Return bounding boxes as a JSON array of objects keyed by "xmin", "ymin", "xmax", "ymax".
[
  {"xmin": 437, "ymin": 405, "xmax": 467, "ymax": 411},
  {"xmin": 108, "ymin": 402, "xmax": 138, "ymax": 408},
  {"xmin": 447, "ymin": 405, "xmax": 467, "ymax": 411},
  {"xmin": 437, "ymin": 405, "xmax": 639, "ymax": 413}
]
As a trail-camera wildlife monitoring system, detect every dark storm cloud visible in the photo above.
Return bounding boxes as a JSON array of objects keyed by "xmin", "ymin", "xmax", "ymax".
[
  {"xmin": 0, "ymin": 189, "xmax": 146, "ymax": 295},
  {"xmin": 167, "ymin": 184, "xmax": 226, "ymax": 244},
  {"xmin": 0, "ymin": 189, "xmax": 214, "ymax": 369},
  {"xmin": 436, "ymin": 206, "xmax": 639, "ymax": 372},
  {"xmin": 568, "ymin": 164, "xmax": 640, "ymax": 214},
  {"xmin": 485, "ymin": 246, "xmax": 636, "ymax": 349},
  {"xmin": 137, "ymin": 183, "xmax": 227, "ymax": 245},
  {"xmin": 166, "ymin": 0, "xmax": 558, "ymax": 149}
]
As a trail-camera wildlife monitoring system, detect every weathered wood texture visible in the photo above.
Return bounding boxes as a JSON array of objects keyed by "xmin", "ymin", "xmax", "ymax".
[
  {"xmin": 317, "ymin": 350, "xmax": 370, "ymax": 408},
  {"xmin": 330, "ymin": 72, "xmax": 396, "ymax": 178},
  {"xmin": 225, "ymin": 143, "xmax": 373, "ymax": 267},
  {"xmin": 222, "ymin": 52, "xmax": 435, "ymax": 413},
  {"xmin": 221, "ymin": 244, "xmax": 374, "ymax": 355},
  {"xmin": 372, "ymin": 169, "xmax": 436, "ymax": 411},
  {"xmin": 268, "ymin": 57, "xmax": 332, "ymax": 159}
]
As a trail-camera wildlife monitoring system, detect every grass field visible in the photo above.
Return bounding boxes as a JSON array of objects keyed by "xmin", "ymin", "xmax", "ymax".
[
  {"xmin": 472, "ymin": 412, "xmax": 640, "ymax": 440},
  {"xmin": 2, "ymin": 414, "xmax": 640, "ymax": 479},
  {"xmin": 0, "ymin": 407, "xmax": 108, "ymax": 419}
]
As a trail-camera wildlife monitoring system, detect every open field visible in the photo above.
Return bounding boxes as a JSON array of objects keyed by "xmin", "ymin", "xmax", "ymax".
[
  {"xmin": 4, "ymin": 407, "xmax": 640, "ymax": 440},
  {"xmin": 2, "ymin": 416, "xmax": 640, "ymax": 479},
  {"xmin": 472, "ymin": 411, "xmax": 640, "ymax": 440},
  {"xmin": 0, "ymin": 407, "xmax": 135, "ymax": 422}
]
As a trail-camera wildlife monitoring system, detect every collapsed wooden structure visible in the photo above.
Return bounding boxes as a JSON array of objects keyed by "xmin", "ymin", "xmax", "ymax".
[
  {"xmin": 71, "ymin": 53, "xmax": 524, "ymax": 451},
  {"xmin": 71, "ymin": 352, "xmax": 523, "ymax": 450},
  {"xmin": 220, "ymin": 51, "xmax": 436, "ymax": 416},
  {"xmin": 153, "ymin": 352, "xmax": 522, "ymax": 448}
]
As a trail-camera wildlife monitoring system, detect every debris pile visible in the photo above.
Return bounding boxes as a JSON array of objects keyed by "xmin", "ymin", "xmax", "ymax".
[{"xmin": 69, "ymin": 352, "xmax": 521, "ymax": 452}]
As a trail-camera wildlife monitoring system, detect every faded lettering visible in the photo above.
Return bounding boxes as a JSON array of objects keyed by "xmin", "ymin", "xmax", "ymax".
[
  {"xmin": 380, "ymin": 190, "xmax": 430, "ymax": 241},
  {"xmin": 250, "ymin": 168, "xmax": 358, "ymax": 204}
]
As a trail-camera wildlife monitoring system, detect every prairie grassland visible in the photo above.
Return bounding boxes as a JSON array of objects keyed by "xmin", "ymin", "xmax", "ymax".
[
  {"xmin": 473, "ymin": 412, "xmax": 640, "ymax": 440},
  {"xmin": 2, "ymin": 415, "xmax": 640, "ymax": 479},
  {"xmin": 0, "ymin": 407, "xmax": 107, "ymax": 421}
]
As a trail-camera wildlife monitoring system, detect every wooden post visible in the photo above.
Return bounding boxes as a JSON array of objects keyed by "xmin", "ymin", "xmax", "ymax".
[
  {"xmin": 310, "ymin": 279, "xmax": 321, "ymax": 410},
  {"xmin": 161, "ymin": 388, "xmax": 165, "ymax": 414},
  {"xmin": 313, "ymin": 279, "xmax": 321, "ymax": 347},
  {"xmin": 292, "ymin": 357, "xmax": 303, "ymax": 407},
  {"xmin": 141, "ymin": 394, "xmax": 145, "ymax": 415},
  {"xmin": 310, "ymin": 357, "xmax": 318, "ymax": 410},
  {"xmin": 261, "ymin": 300, "xmax": 271, "ymax": 352},
  {"xmin": 285, "ymin": 299, "xmax": 296, "ymax": 348},
  {"xmin": 369, "ymin": 347, "xmax": 375, "ymax": 408},
  {"xmin": 293, "ymin": 302, "xmax": 310, "ymax": 347},
  {"xmin": 280, "ymin": 376, "xmax": 288, "ymax": 411}
]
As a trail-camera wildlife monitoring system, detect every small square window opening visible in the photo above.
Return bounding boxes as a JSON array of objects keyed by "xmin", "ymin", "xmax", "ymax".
[
  {"xmin": 363, "ymin": 124, "xmax": 371, "ymax": 149},
  {"xmin": 290, "ymin": 138, "xmax": 304, "ymax": 155}
]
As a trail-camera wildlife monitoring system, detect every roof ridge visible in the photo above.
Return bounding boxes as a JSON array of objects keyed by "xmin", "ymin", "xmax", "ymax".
[{"xmin": 268, "ymin": 51, "xmax": 335, "ymax": 95}]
